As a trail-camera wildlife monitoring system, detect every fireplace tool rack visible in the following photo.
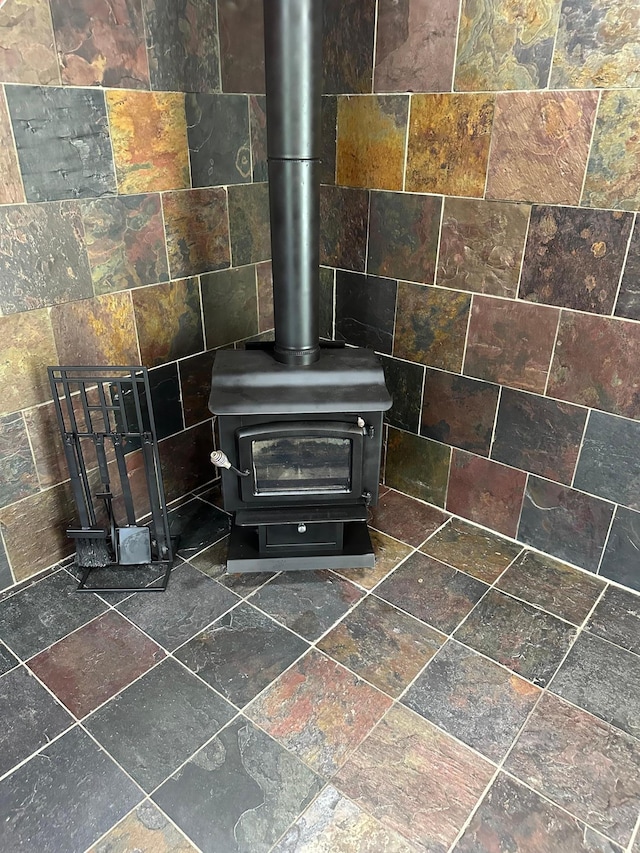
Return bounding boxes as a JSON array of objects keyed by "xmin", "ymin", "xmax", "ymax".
[{"xmin": 48, "ymin": 366, "xmax": 174, "ymax": 593}]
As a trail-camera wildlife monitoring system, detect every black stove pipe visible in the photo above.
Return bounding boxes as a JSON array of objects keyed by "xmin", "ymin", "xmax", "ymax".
[{"xmin": 264, "ymin": 0, "xmax": 322, "ymax": 366}]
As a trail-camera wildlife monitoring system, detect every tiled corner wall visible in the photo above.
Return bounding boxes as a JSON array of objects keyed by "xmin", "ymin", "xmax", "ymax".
[{"xmin": 0, "ymin": 0, "xmax": 276, "ymax": 592}]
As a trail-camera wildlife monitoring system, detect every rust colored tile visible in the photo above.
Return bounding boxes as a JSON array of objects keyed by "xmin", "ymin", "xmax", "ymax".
[
  {"xmin": 256, "ymin": 261, "xmax": 274, "ymax": 332},
  {"xmin": 385, "ymin": 427, "xmax": 450, "ymax": 507},
  {"xmin": 420, "ymin": 518, "xmax": 522, "ymax": 583},
  {"xmin": 370, "ymin": 488, "xmax": 449, "ymax": 547},
  {"xmin": 0, "ymin": 0, "xmax": 60, "ymax": 85},
  {"xmin": 336, "ymin": 529, "xmax": 413, "ymax": 590},
  {"xmin": 51, "ymin": 292, "xmax": 139, "ymax": 366},
  {"xmin": 406, "ymin": 93, "xmax": 494, "ymax": 197},
  {"xmin": 447, "ymin": 450, "xmax": 527, "ymax": 538},
  {"xmin": 87, "ymin": 801, "xmax": 197, "ymax": 853},
  {"xmin": 323, "ymin": 0, "xmax": 376, "ymax": 94},
  {"xmin": 132, "ymin": 278, "xmax": 203, "ymax": 367},
  {"xmin": 464, "ymin": 295, "xmax": 559, "ymax": 394},
  {"xmin": 487, "ymin": 91, "xmax": 597, "ymax": 206},
  {"xmin": 0, "ymin": 310, "xmax": 57, "ymax": 416},
  {"xmin": 107, "ymin": 90, "xmax": 190, "ymax": 195},
  {"xmin": 455, "ymin": 0, "xmax": 561, "ymax": 90},
  {"xmin": 375, "ymin": 0, "xmax": 459, "ymax": 93},
  {"xmin": 0, "ymin": 412, "xmax": 38, "ymax": 509},
  {"xmin": 50, "ymin": 0, "xmax": 149, "ymax": 88},
  {"xmin": 319, "ymin": 185, "xmax": 368, "ymax": 272},
  {"xmin": 394, "ymin": 282, "xmax": 470, "ymax": 372},
  {"xmin": 228, "ymin": 182, "xmax": 271, "ymax": 266},
  {"xmin": 548, "ymin": 312, "xmax": 640, "ymax": 419},
  {"xmin": 163, "ymin": 188, "xmax": 230, "ymax": 279},
  {"xmin": 582, "ymin": 90, "xmax": 640, "ymax": 211},
  {"xmin": 335, "ymin": 704, "xmax": 494, "ymax": 852},
  {"xmin": 437, "ymin": 197, "xmax": 530, "ymax": 299},
  {"xmin": 0, "ymin": 87, "xmax": 23, "ymax": 205},
  {"xmin": 336, "ymin": 95, "xmax": 408, "ymax": 191},
  {"xmin": 218, "ymin": 0, "xmax": 265, "ymax": 93}
]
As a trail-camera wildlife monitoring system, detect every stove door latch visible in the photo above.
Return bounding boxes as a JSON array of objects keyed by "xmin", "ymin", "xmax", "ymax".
[
  {"xmin": 210, "ymin": 450, "xmax": 251, "ymax": 478},
  {"xmin": 357, "ymin": 416, "xmax": 375, "ymax": 438}
]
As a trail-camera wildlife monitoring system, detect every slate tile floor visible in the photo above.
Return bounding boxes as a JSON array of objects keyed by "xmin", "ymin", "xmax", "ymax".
[{"xmin": 0, "ymin": 485, "xmax": 639, "ymax": 852}]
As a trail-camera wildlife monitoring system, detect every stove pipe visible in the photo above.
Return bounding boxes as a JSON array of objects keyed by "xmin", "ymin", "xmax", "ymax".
[{"xmin": 264, "ymin": 0, "xmax": 322, "ymax": 367}]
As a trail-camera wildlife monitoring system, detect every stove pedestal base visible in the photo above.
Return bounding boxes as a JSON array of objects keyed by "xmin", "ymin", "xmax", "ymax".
[{"xmin": 225, "ymin": 520, "xmax": 375, "ymax": 574}]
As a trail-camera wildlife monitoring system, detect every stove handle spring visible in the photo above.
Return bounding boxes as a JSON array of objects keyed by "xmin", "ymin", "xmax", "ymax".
[{"xmin": 210, "ymin": 450, "xmax": 251, "ymax": 478}]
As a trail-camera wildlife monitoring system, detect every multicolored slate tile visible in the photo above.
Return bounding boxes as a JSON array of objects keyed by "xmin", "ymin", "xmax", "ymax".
[
  {"xmin": 548, "ymin": 312, "xmax": 640, "ymax": 419},
  {"xmin": 615, "ymin": 219, "xmax": 640, "ymax": 320},
  {"xmin": 81, "ymin": 194, "xmax": 168, "ymax": 294},
  {"xmin": 385, "ymin": 427, "xmax": 450, "ymax": 507},
  {"xmin": 228, "ymin": 182, "xmax": 271, "ymax": 266},
  {"xmin": 335, "ymin": 704, "xmax": 494, "ymax": 852},
  {"xmin": 153, "ymin": 718, "xmax": 321, "ymax": 853},
  {"xmin": 381, "ymin": 355, "xmax": 424, "ymax": 433},
  {"xmin": 49, "ymin": 0, "xmax": 149, "ymax": 88},
  {"xmin": 420, "ymin": 518, "xmax": 522, "ymax": 584},
  {"xmin": 368, "ymin": 191, "xmax": 441, "ymax": 284},
  {"xmin": 189, "ymin": 537, "xmax": 275, "ymax": 597},
  {"xmin": 143, "ymin": 0, "xmax": 220, "ymax": 93},
  {"xmin": 487, "ymin": 91, "xmax": 597, "ymax": 205},
  {"xmin": 87, "ymin": 801, "xmax": 198, "ymax": 853},
  {"xmin": 393, "ymin": 282, "xmax": 470, "ymax": 371},
  {"xmin": 519, "ymin": 206, "xmax": 633, "ymax": 313},
  {"xmin": 455, "ymin": 588, "xmax": 576, "ymax": 686},
  {"xmin": 375, "ymin": 550, "xmax": 488, "ymax": 634},
  {"xmin": 158, "ymin": 422, "xmax": 214, "ymax": 502},
  {"xmin": 446, "ymin": 451, "xmax": 527, "ymax": 538},
  {"xmin": 421, "ymin": 369, "xmax": 500, "ymax": 457},
  {"xmin": 167, "ymin": 498, "xmax": 231, "ymax": 559},
  {"xmin": 163, "ymin": 187, "xmax": 230, "ymax": 278},
  {"xmin": 218, "ymin": 0, "xmax": 265, "ymax": 93},
  {"xmin": 0, "ymin": 412, "xmax": 38, "ymax": 509},
  {"xmin": 177, "ymin": 350, "xmax": 216, "ymax": 428},
  {"xmin": 463, "ymin": 295, "xmax": 560, "ymax": 394},
  {"xmin": 586, "ymin": 586, "xmax": 640, "ymax": 656},
  {"xmin": 551, "ymin": 0, "xmax": 640, "ymax": 89},
  {"xmin": 0, "ymin": 0, "xmax": 60, "ymax": 84},
  {"xmin": 320, "ymin": 266, "xmax": 336, "ymax": 338},
  {"xmin": 257, "ymin": 261, "xmax": 274, "ymax": 332},
  {"xmin": 0, "ymin": 641, "xmax": 18, "ymax": 676},
  {"xmin": 575, "ymin": 411, "xmax": 640, "ymax": 508},
  {"xmin": 497, "ymin": 550, "xmax": 604, "ymax": 625},
  {"xmin": 0, "ymin": 202, "xmax": 92, "ymax": 315},
  {"xmin": 0, "ymin": 310, "xmax": 57, "ymax": 416},
  {"xmin": 249, "ymin": 94, "xmax": 267, "ymax": 181},
  {"xmin": 336, "ymin": 95, "xmax": 408, "ymax": 191},
  {"xmin": 186, "ymin": 93, "xmax": 251, "ymax": 188},
  {"xmin": 505, "ymin": 693, "xmax": 640, "ymax": 846},
  {"xmin": 335, "ymin": 529, "xmax": 414, "ymax": 591},
  {"xmin": 335, "ymin": 271, "xmax": 397, "ymax": 354},
  {"xmin": 6, "ymin": 84, "xmax": 116, "ymax": 202},
  {"xmin": 50, "ymin": 292, "xmax": 139, "ymax": 366},
  {"xmin": 323, "ymin": 0, "xmax": 376, "ymax": 94},
  {"xmin": 457, "ymin": 772, "xmax": 624, "ymax": 853},
  {"xmin": 107, "ymin": 90, "xmax": 189, "ymax": 194},
  {"xmin": 319, "ymin": 185, "xmax": 368, "ymax": 272},
  {"xmin": 582, "ymin": 90, "xmax": 640, "ymax": 211},
  {"xmin": 518, "ymin": 476, "xmax": 615, "ymax": 572},
  {"xmin": 406, "ymin": 93, "xmax": 494, "ymax": 197},
  {"xmin": 599, "ymin": 508, "xmax": 640, "ymax": 593},
  {"xmin": 437, "ymin": 197, "xmax": 530, "ymax": 299},
  {"xmin": 201, "ymin": 265, "xmax": 259, "ymax": 348},
  {"xmin": 375, "ymin": 0, "xmax": 459, "ymax": 93},
  {"xmin": 321, "ymin": 95, "xmax": 338, "ymax": 184},
  {"xmin": 455, "ymin": 0, "xmax": 561, "ymax": 90},
  {"xmin": 0, "ymin": 88, "xmax": 23, "ymax": 205},
  {"xmin": 132, "ymin": 278, "xmax": 203, "ymax": 366},
  {"xmin": 318, "ymin": 595, "xmax": 444, "ymax": 697},
  {"xmin": 370, "ymin": 488, "xmax": 448, "ymax": 547}
]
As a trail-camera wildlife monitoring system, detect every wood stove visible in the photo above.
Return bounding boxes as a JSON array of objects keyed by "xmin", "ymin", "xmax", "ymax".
[{"xmin": 208, "ymin": 0, "xmax": 391, "ymax": 573}]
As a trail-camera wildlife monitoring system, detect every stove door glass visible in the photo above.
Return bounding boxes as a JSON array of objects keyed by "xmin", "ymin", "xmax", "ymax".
[{"xmin": 252, "ymin": 436, "xmax": 352, "ymax": 495}]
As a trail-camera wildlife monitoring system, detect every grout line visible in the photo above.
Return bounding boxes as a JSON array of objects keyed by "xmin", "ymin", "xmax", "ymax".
[
  {"xmin": 371, "ymin": 0, "xmax": 380, "ymax": 94},
  {"xmin": 432, "ymin": 195, "xmax": 446, "ymax": 286},
  {"xmin": 578, "ymin": 89, "xmax": 602, "ymax": 207},
  {"xmin": 401, "ymin": 94, "xmax": 411, "ymax": 192},
  {"xmin": 542, "ymin": 304, "xmax": 563, "ymax": 396},
  {"xmin": 364, "ymin": 189, "xmax": 372, "ymax": 274},
  {"xmin": 545, "ymin": 3, "xmax": 563, "ymax": 91},
  {"xmin": 2, "ymin": 84, "xmax": 28, "ymax": 204},
  {"xmin": 595, "ymin": 503, "xmax": 618, "ymax": 577},
  {"xmin": 450, "ymin": 0, "xmax": 465, "ymax": 93},
  {"xmin": 481, "ymin": 93, "xmax": 497, "ymax": 200},
  {"xmin": 459, "ymin": 291, "xmax": 475, "ymax": 376},
  {"xmin": 514, "ymin": 204, "xmax": 533, "ymax": 300},
  {"xmin": 416, "ymin": 362, "xmax": 427, "ymax": 433},
  {"xmin": 628, "ymin": 810, "xmax": 640, "ymax": 853},
  {"xmin": 610, "ymin": 210, "xmax": 637, "ymax": 318},
  {"xmin": 487, "ymin": 384, "xmax": 502, "ymax": 459},
  {"xmin": 570, "ymin": 406, "xmax": 591, "ymax": 489}
]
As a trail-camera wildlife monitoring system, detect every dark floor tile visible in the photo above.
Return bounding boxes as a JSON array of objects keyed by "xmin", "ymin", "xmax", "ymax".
[
  {"xmin": 335, "ymin": 271, "xmax": 397, "ymax": 354},
  {"xmin": 456, "ymin": 772, "xmax": 624, "ymax": 853},
  {"xmin": 153, "ymin": 717, "xmax": 321, "ymax": 853},
  {"xmin": 506, "ymin": 693, "xmax": 640, "ymax": 847},
  {"xmin": 319, "ymin": 185, "xmax": 368, "ymax": 272},
  {"xmin": 318, "ymin": 595, "xmax": 445, "ymax": 697},
  {"xmin": 28, "ymin": 611, "xmax": 165, "ymax": 718},
  {"xmin": 575, "ymin": 411, "xmax": 640, "ymax": 508},
  {"xmin": 335, "ymin": 704, "xmax": 494, "ymax": 853},
  {"xmin": 496, "ymin": 551, "xmax": 605, "ymax": 625},
  {"xmin": 117, "ymin": 562, "xmax": 239, "ymax": 651},
  {"xmin": 599, "ymin": 508, "xmax": 640, "ymax": 593},
  {"xmin": 0, "ymin": 540, "xmax": 12, "ymax": 594},
  {"xmin": 218, "ymin": 0, "xmax": 265, "ymax": 93},
  {"xmin": 615, "ymin": 219, "xmax": 640, "ymax": 320},
  {"xmin": 403, "ymin": 640, "xmax": 540, "ymax": 762},
  {"xmin": 455, "ymin": 589, "xmax": 576, "ymax": 686},
  {"xmin": 175, "ymin": 602, "xmax": 308, "ymax": 707},
  {"xmin": 370, "ymin": 489, "xmax": 449, "ymax": 547},
  {"xmin": 0, "ymin": 641, "xmax": 19, "ymax": 676},
  {"xmin": 87, "ymin": 800, "xmax": 198, "ymax": 853},
  {"xmin": 85, "ymin": 657, "xmax": 235, "ymax": 791},
  {"xmin": 335, "ymin": 528, "xmax": 414, "ymax": 590},
  {"xmin": 248, "ymin": 571, "xmax": 364, "ymax": 641},
  {"xmin": 66, "ymin": 562, "xmax": 169, "ymax": 604},
  {"xmin": 385, "ymin": 427, "xmax": 450, "ymax": 507},
  {"xmin": 168, "ymin": 498, "xmax": 231, "ymax": 559},
  {"xmin": 186, "ymin": 93, "xmax": 250, "ymax": 188},
  {"xmin": 246, "ymin": 649, "xmax": 392, "ymax": 777},
  {"xmin": 586, "ymin": 586, "xmax": 640, "ymax": 656},
  {"xmin": 132, "ymin": 278, "xmax": 204, "ymax": 367},
  {"xmin": 201, "ymin": 265, "xmax": 259, "ymax": 348},
  {"xmin": 0, "ymin": 666, "xmax": 73, "ymax": 776},
  {"xmin": 376, "ymin": 551, "xmax": 488, "ymax": 634},
  {"xmin": 550, "ymin": 632, "xmax": 640, "ymax": 739},
  {"xmin": 163, "ymin": 187, "xmax": 230, "ymax": 278},
  {"xmin": 189, "ymin": 537, "xmax": 275, "ymax": 596},
  {"xmin": 228, "ymin": 182, "xmax": 271, "ymax": 266},
  {"xmin": 420, "ymin": 518, "xmax": 522, "ymax": 584},
  {"xmin": 323, "ymin": 0, "xmax": 375, "ymax": 94},
  {"xmin": 0, "ymin": 571, "xmax": 107, "ymax": 659},
  {"xmin": 0, "ymin": 727, "xmax": 141, "ymax": 853},
  {"xmin": 273, "ymin": 784, "xmax": 416, "ymax": 852},
  {"xmin": 518, "ymin": 476, "xmax": 615, "ymax": 573},
  {"xmin": 381, "ymin": 355, "xmax": 424, "ymax": 434}
]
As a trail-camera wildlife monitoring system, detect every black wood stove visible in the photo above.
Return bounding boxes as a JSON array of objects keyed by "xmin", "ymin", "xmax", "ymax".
[{"xmin": 208, "ymin": 0, "xmax": 391, "ymax": 573}]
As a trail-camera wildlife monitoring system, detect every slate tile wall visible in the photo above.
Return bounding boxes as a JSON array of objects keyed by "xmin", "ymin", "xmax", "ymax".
[{"xmin": 0, "ymin": 0, "xmax": 277, "ymax": 592}]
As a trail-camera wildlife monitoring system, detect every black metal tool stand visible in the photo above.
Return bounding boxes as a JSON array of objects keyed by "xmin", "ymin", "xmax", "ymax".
[{"xmin": 48, "ymin": 366, "xmax": 174, "ymax": 592}]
